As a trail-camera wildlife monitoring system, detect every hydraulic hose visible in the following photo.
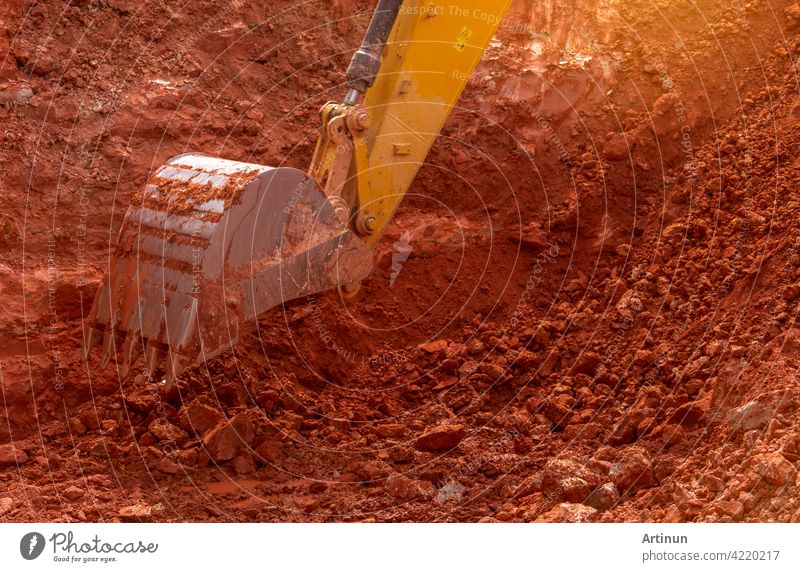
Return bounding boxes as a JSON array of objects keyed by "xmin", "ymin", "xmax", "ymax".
[{"xmin": 344, "ymin": 0, "xmax": 403, "ymax": 104}]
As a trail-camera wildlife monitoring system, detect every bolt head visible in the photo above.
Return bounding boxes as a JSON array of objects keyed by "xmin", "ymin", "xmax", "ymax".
[{"xmin": 355, "ymin": 110, "xmax": 370, "ymax": 129}]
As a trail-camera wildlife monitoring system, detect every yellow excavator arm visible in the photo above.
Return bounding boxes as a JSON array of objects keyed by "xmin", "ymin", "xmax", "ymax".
[
  {"xmin": 310, "ymin": 0, "xmax": 513, "ymax": 243},
  {"xmin": 83, "ymin": 0, "xmax": 513, "ymax": 383}
]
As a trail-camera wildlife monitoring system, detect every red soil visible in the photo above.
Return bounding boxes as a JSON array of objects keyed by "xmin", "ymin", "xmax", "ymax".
[{"xmin": 1, "ymin": 0, "xmax": 800, "ymax": 522}]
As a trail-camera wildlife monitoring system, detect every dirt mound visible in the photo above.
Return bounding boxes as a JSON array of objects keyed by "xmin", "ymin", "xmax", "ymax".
[{"xmin": 1, "ymin": 0, "xmax": 800, "ymax": 522}]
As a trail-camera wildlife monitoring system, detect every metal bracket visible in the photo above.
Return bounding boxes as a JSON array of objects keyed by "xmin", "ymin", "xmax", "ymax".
[{"xmin": 308, "ymin": 104, "xmax": 368, "ymax": 201}]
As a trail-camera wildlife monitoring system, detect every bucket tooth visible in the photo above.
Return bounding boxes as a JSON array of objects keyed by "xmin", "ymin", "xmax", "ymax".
[
  {"xmin": 144, "ymin": 345, "xmax": 162, "ymax": 379},
  {"xmin": 81, "ymin": 327, "xmax": 103, "ymax": 361},
  {"xmin": 165, "ymin": 354, "xmax": 187, "ymax": 389},
  {"xmin": 100, "ymin": 331, "xmax": 116, "ymax": 369},
  {"xmin": 169, "ymin": 354, "xmax": 187, "ymax": 379},
  {"xmin": 120, "ymin": 336, "xmax": 143, "ymax": 378}
]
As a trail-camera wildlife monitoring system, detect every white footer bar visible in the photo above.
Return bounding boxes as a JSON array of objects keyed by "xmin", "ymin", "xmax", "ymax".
[{"xmin": 2, "ymin": 523, "xmax": 798, "ymax": 571}]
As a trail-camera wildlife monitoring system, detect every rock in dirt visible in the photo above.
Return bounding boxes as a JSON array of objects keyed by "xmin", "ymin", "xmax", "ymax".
[
  {"xmin": 518, "ymin": 222, "xmax": 548, "ymax": 249},
  {"xmin": 514, "ymin": 474, "xmax": 542, "ymax": 498},
  {"xmin": 0, "ymin": 497, "xmax": 13, "ymax": 517},
  {"xmin": 388, "ymin": 446, "xmax": 416, "ymax": 464},
  {"xmin": 542, "ymin": 395, "xmax": 575, "ymax": 430},
  {"xmin": 0, "ymin": 444, "xmax": 28, "ymax": 469},
  {"xmin": 749, "ymin": 452, "xmax": 796, "ymax": 486},
  {"xmin": 62, "ymin": 486, "xmax": 85, "ymax": 501},
  {"xmin": 413, "ymin": 424, "xmax": 465, "ymax": 453},
  {"xmin": 603, "ymin": 132, "xmax": 630, "ymax": 161},
  {"xmin": 668, "ymin": 400, "xmax": 708, "ymax": 426},
  {"xmin": 178, "ymin": 400, "xmax": 224, "ymax": 435},
  {"xmin": 350, "ymin": 460, "xmax": 392, "ymax": 481},
  {"xmin": 436, "ymin": 482, "xmax": 467, "ymax": 504},
  {"xmin": 384, "ymin": 474, "xmax": 434, "ymax": 502},
  {"xmin": 786, "ymin": 3, "xmax": 800, "ymax": 29},
  {"xmin": 373, "ymin": 424, "xmax": 406, "ymax": 439},
  {"xmin": 0, "ymin": 86, "xmax": 33, "ymax": 106},
  {"xmin": 585, "ymin": 482, "xmax": 620, "ymax": 511},
  {"xmin": 535, "ymin": 502, "xmax": 598, "ymax": 522},
  {"xmin": 107, "ymin": 0, "xmax": 137, "ymax": 15},
  {"xmin": 254, "ymin": 440, "xmax": 283, "ymax": 465},
  {"xmin": 727, "ymin": 400, "xmax": 776, "ymax": 431},
  {"xmin": 610, "ymin": 448, "xmax": 655, "ymax": 493},
  {"xmin": 781, "ymin": 433, "xmax": 800, "ymax": 462},
  {"xmin": 119, "ymin": 503, "xmax": 161, "ymax": 522},
  {"xmin": 541, "ymin": 458, "xmax": 601, "ymax": 503},
  {"xmin": 707, "ymin": 500, "xmax": 744, "ymax": 520},
  {"xmin": 202, "ymin": 413, "xmax": 255, "ymax": 462},
  {"xmin": 148, "ymin": 419, "xmax": 188, "ymax": 444},
  {"xmin": 419, "ymin": 340, "xmax": 448, "ymax": 354},
  {"xmin": 154, "ymin": 458, "xmax": 184, "ymax": 475},
  {"xmin": 123, "ymin": 390, "xmax": 158, "ymax": 414},
  {"xmin": 231, "ymin": 454, "xmax": 257, "ymax": 476}
]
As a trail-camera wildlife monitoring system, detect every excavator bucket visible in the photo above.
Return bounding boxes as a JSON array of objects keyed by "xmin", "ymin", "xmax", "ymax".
[{"xmin": 83, "ymin": 154, "xmax": 373, "ymax": 383}]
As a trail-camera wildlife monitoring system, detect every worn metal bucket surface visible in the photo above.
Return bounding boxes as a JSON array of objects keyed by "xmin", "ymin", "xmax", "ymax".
[{"xmin": 84, "ymin": 154, "xmax": 373, "ymax": 382}]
